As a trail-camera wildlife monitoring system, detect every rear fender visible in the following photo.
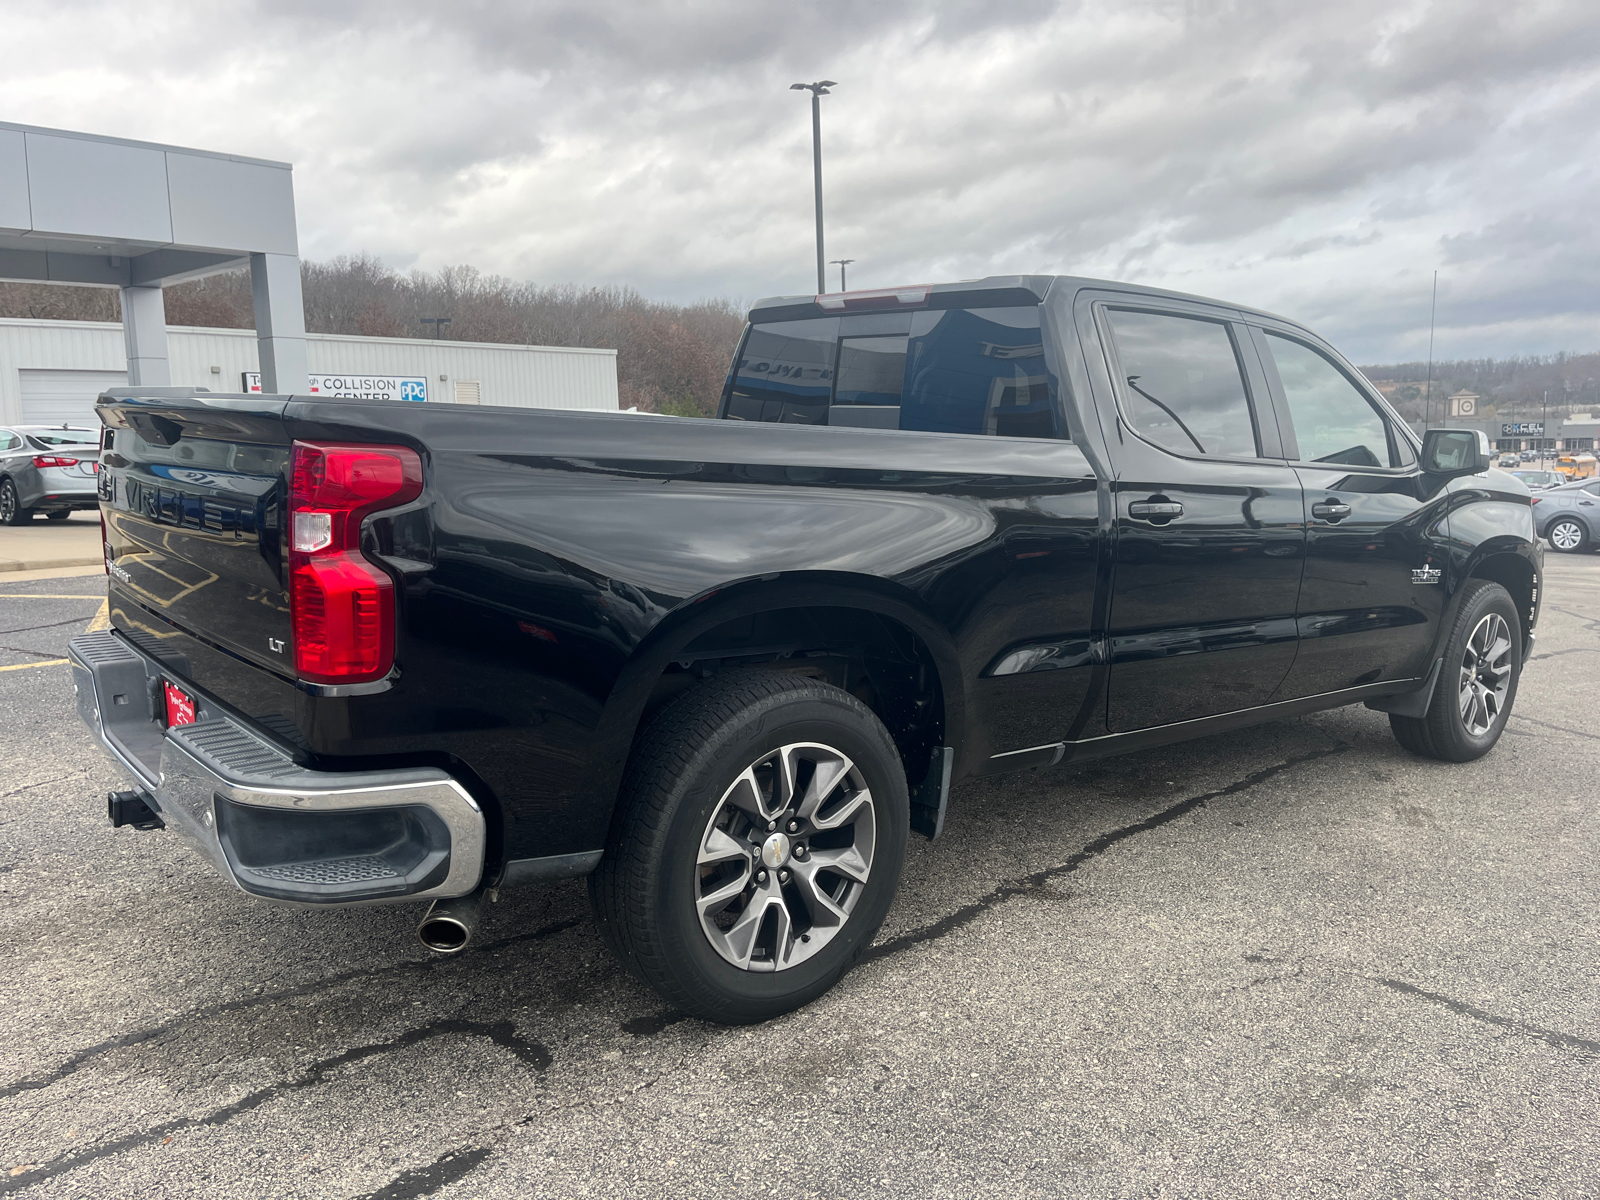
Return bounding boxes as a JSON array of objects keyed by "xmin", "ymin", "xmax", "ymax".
[{"xmin": 587, "ymin": 571, "xmax": 967, "ymax": 819}]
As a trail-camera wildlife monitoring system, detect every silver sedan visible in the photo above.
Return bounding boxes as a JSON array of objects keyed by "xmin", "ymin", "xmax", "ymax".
[
  {"xmin": 1533, "ymin": 476, "xmax": 1600, "ymax": 553},
  {"xmin": 0, "ymin": 425, "xmax": 101, "ymax": 525}
]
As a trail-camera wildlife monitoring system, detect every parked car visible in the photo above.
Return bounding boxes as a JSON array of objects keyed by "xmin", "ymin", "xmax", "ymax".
[
  {"xmin": 1512, "ymin": 469, "xmax": 1562, "ymax": 490},
  {"xmin": 71, "ymin": 275, "xmax": 1542, "ymax": 1023},
  {"xmin": 1498, "ymin": 455, "xmax": 1521, "ymax": 468},
  {"xmin": 0, "ymin": 425, "xmax": 102, "ymax": 524},
  {"xmin": 1533, "ymin": 477, "xmax": 1600, "ymax": 552}
]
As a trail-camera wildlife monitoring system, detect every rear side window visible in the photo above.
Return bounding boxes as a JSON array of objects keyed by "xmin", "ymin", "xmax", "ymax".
[
  {"xmin": 1265, "ymin": 334, "xmax": 1394, "ymax": 468},
  {"xmin": 1106, "ymin": 310, "xmax": 1258, "ymax": 458},
  {"xmin": 723, "ymin": 306, "xmax": 1059, "ymax": 438},
  {"xmin": 0, "ymin": 431, "xmax": 20, "ymax": 451}
]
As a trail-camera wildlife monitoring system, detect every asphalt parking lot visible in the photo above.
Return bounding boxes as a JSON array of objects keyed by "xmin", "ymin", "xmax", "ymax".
[{"xmin": 2, "ymin": 555, "xmax": 1596, "ymax": 1199}]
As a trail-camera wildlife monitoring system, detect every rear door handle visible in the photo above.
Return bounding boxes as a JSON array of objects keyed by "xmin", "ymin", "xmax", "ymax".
[
  {"xmin": 1312, "ymin": 500, "xmax": 1352, "ymax": 523},
  {"xmin": 1128, "ymin": 500, "xmax": 1184, "ymax": 522}
]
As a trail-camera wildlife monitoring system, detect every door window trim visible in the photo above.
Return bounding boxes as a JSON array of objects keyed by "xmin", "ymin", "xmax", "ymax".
[
  {"xmin": 1248, "ymin": 323, "xmax": 1420, "ymax": 474},
  {"xmin": 1094, "ymin": 301, "xmax": 1287, "ymax": 466}
]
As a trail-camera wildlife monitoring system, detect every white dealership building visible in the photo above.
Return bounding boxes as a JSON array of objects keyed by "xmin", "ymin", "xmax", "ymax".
[
  {"xmin": 1, "ymin": 121, "xmax": 617, "ymax": 425},
  {"xmin": 0, "ymin": 318, "xmax": 619, "ymax": 426}
]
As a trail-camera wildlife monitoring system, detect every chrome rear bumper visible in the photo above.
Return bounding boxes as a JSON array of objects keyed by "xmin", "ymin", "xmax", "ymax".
[{"xmin": 69, "ymin": 631, "xmax": 484, "ymax": 906}]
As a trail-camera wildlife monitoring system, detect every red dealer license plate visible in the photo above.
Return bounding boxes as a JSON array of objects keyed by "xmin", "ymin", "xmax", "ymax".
[{"xmin": 163, "ymin": 680, "xmax": 197, "ymax": 727}]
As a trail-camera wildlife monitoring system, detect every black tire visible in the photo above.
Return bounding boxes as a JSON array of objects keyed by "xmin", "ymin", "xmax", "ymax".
[
  {"xmin": 45, "ymin": 509, "xmax": 70, "ymax": 521},
  {"xmin": 589, "ymin": 670, "xmax": 909, "ymax": 1024},
  {"xmin": 1545, "ymin": 517, "xmax": 1589, "ymax": 554},
  {"xmin": 1390, "ymin": 579, "xmax": 1521, "ymax": 763},
  {"xmin": 0, "ymin": 478, "xmax": 31, "ymax": 526}
]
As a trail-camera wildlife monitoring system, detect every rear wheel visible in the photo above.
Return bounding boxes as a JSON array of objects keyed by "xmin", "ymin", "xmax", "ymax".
[
  {"xmin": 1546, "ymin": 518, "xmax": 1589, "ymax": 553},
  {"xmin": 590, "ymin": 671, "xmax": 908, "ymax": 1024},
  {"xmin": 1390, "ymin": 579, "xmax": 1521, "ymax": 762},
  {"xmin": 0, "ymin": 479, "xmax": 31, "ymax": 526}
]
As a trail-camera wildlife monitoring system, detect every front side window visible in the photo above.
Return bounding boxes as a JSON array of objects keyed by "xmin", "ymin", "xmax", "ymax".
[
  {"xmin": 1266, "ymin": 334, "xmax": 1394, "ymax": 468},
  {"xmin": 1106, "ymin": 310, "xmax": 1258, "ymax": 458},
  {"xmin": 724, "ymin": 318, "xmax": 839, "ymax": 424}
]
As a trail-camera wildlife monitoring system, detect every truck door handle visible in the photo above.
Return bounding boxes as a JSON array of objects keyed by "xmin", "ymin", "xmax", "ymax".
[
  {"xmin": 1128, "ymin": 500, "xmax": 1184, "ymax": 523},
  {"xmin": 1312, "ymin": 500, "xmax": 1352, "ymax": 523}
]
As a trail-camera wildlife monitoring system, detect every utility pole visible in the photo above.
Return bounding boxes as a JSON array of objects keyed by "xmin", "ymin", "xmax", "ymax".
[
  {"xmin": 830, "ymin": 259, "xmax": 855, "ymax": 291},
  {"xmin": 791, "ymin": 80, "xmax": 836, "ymax": 294},
  {"xmin": 422, "ymin": 317, "xmax": 452, "ymax": 340},
  {"xmin": 1542, "ymin": 389, "xmax": 1548, "ymax": 462},
  {"xmin": 1424, "ymin": 271, "xmax": 1437, "ymax": 429}
]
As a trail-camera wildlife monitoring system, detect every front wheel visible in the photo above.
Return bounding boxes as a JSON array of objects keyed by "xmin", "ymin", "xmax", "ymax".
[
  {"xmin": 0, "ymin": 479, "xmax": 30, "ymax": 526},
  {"xmin": 590, "ymin": 671, "xmax": 909, "ymax": 1024},
  {"xmin": 1546, "ymin": 518, "xmax": 1589, "ymax": 553},
  {"xmin": 1390, "ymin": 579, "xmax": 1521, "ymax": 762},
  {"xmin": 45, "ymin": 509, "xmax": 70, "ymax": 521}
]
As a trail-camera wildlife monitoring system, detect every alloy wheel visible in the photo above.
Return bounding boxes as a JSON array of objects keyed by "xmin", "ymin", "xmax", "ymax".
[
  {"xmin": 1549, "ymin": 520, "xmax": 1584, "ymax": 551},
  {"xmin": 1458, "ymin": 612, "xmax": 1513, "ymax": 737},
  {"xmin": 695, "ymin": 741, "xmax": 876, "ymax": 973},
  {"xmin": 0, "ymin": 482, "xmax": 14, "ymax": 523}
]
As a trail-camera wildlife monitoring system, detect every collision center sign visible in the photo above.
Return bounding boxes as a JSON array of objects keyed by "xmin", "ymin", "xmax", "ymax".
[{"xmin": 243, "ymin": 372, "xmax": 428, "ymax": 402}]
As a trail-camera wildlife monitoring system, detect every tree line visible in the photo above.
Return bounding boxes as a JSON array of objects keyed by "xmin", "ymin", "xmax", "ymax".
[
  {"xmin": 0, "ymin": 255, "xmax": 746, "ymax": 415},
  {"xmin": 5, "ymin": 264, "xmax": 1596, "ymax": 423},
  {"xmin": 1360, "ymin": 352, "xmax": 1600, "ymax": 425}
]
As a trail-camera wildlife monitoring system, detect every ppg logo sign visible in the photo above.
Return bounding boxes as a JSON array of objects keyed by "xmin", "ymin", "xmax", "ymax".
[{"xmin": 399, "ymin": 380, "xmax": 427, "ymax": 402}]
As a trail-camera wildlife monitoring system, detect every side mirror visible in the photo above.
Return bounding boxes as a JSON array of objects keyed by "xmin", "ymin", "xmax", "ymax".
[{"xmin": 1420, "ymin": 428, "xmax": 1491, "ymax": 477}]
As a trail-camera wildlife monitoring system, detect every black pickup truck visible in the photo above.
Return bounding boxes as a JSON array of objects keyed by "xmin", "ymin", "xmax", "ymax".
[{"xmin": 72, "ymin": 275, "xmax": 1541, "ymax": 1023}]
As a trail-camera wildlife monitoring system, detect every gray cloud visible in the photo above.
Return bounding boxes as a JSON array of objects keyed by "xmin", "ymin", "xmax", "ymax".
[{"xmin": 2, "ymin": 0, "xmax": 1597, "ymax": 360}]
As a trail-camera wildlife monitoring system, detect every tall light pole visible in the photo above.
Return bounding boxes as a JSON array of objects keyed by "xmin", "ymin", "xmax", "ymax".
[
  {"xmin": 791, "ymin": 80, "xmax": 836, "ymax": 294},
  {"xmin": 830, "ymin": 258, "xmax": 855, "ymax": 291},
  {"xmin": 1424, "ymin": 270, "xmax": 1437, "ymax": 429}
]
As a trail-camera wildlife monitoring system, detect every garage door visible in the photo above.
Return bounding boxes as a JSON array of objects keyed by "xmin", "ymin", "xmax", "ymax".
[{"xmin": 19, "ymin": 369, "xmax": 129, "ymax": 426}]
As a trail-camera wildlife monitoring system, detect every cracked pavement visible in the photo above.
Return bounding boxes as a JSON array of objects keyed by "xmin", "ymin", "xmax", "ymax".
[{"xmin": 1, "ymin": 554, "xmax": 1596, "ymax": 1198}]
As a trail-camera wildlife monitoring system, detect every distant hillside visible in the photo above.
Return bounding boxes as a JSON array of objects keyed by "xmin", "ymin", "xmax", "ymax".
[
  {"xmin": 0, "ymin": 255, "xmax": 746, "ymax": 416},
  {"xmin": 1358, "ymin": 353, "xmax": 1600, "ymax": 425},
  {"xmin": 5, "ymin": 264, "xmax": 1595, "ymax": 425}
]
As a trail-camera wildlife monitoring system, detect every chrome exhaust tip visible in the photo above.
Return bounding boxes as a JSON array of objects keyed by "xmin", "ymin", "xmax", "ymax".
[{"xmin": 418, "ymin": 891, "xmax": 483, "ymax": 954}]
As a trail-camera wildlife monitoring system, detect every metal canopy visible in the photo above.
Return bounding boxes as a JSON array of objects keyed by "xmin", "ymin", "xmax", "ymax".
[{"xmin": 0, "ymin": 121, "xmax": 307, "ymax": 392}]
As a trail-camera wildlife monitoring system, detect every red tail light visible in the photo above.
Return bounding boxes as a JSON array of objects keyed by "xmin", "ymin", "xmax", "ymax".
[
  {"xmin": 33, "ymin": 455, "xmax": 79, "ymax": 468},
  {"xmin": 288, "ymin": 441, "xmax": 422, "ymax": 683}
]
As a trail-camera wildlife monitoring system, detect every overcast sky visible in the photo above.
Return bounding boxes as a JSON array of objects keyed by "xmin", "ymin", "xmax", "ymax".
[{"xmin": 4, "ymin": 0, "xmax": 1598, "ymax": 361}]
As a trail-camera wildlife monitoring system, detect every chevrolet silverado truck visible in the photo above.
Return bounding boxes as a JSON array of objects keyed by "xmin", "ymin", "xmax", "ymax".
[{"xmin": 71, "ymin": 275, "xmax": 1541, "ymax": 1023}]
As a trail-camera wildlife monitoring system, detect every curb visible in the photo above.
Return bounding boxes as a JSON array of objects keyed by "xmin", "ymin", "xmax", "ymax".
[{"xmin": 0, "ymin": 557, "xmax": 103, "ymax": 574}]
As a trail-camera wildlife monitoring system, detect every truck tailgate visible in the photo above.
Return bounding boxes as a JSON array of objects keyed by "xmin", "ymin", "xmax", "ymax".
[{"xmin": 100, "ymin": 396, "xmax": 294, "ymax": 676}]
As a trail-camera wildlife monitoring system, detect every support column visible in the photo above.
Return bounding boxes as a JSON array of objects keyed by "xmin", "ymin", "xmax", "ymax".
[
  {"xmin": 119, "ymin": 284, "xmax": 171, "ymax": 386},
  {"xmin": 250, "ymin": 252, "xmax": 308, "ymax": 394}
]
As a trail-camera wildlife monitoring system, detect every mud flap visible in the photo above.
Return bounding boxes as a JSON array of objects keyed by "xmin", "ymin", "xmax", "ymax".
[{"xmin": 909, "ymin": 746, "xmax": 954, "ymax": 841}]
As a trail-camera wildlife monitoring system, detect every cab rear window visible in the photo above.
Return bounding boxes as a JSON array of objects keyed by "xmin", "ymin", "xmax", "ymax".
[
  {"xmin": 723, "ymin": 306, "xmax": 1059, "ymax": 439},
  {"xmin": 27, "ymin": 430, "xmax": 99, "ymax": 448}
]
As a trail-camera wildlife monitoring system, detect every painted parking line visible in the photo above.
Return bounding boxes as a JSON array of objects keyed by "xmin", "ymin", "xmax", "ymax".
[{"xmin": 0, "ymin": 659, "xmax": 68, "ymax": 672}]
